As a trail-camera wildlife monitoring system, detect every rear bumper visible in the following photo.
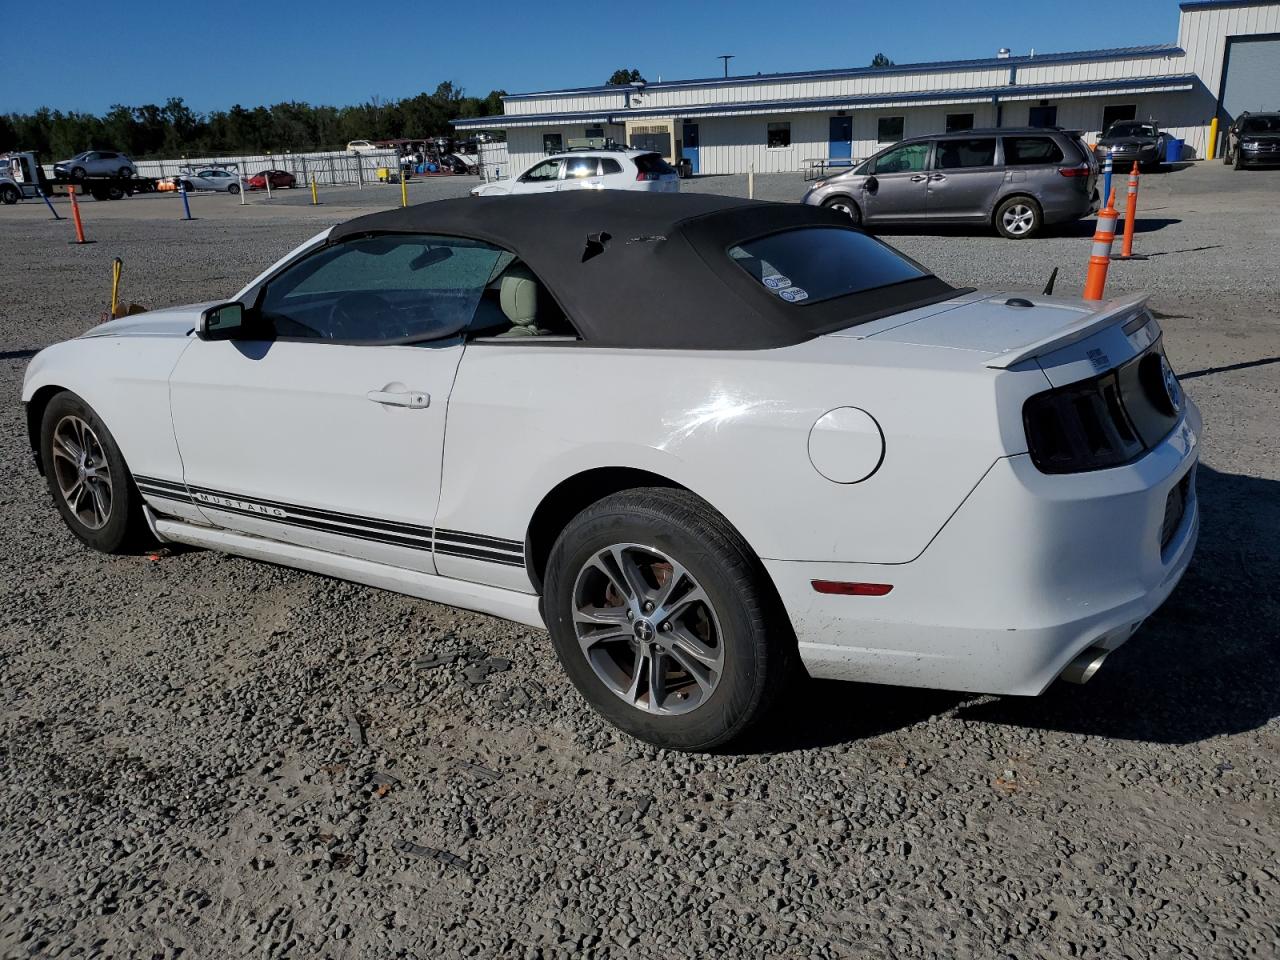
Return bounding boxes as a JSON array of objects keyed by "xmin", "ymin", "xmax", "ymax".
[{"xmin": 772, "ymin": 406, "xmax": 1200, "ymax": 695}]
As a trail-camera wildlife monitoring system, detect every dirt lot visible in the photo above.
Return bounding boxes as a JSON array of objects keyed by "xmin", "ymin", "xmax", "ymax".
[{"xmin": 1, "ymin": 164, "xmax": 1277, "ymax": 960}]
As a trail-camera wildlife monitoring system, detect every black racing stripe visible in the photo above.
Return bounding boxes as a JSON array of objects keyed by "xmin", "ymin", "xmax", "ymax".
[
  {"xmin": 185, "ymin": 484, "xmax": 435, "ymax": 539},
  {"xmin": 435, "ymin": 543, "xmax": 527, "ymax": 567},
  {"xmin": 134, "ymin": 475, "xmax": 189, "ymax": 493},
  {"xmin": 199, "ymin": 500, "xmax": 436, "ymax": 553},
  {"xmin": 136, "ymin": 483, "xmax": 194, "ymax": 502},
  {"xmin": 434, "ymin": 528, "xmax": 524, "ymax": 553}
]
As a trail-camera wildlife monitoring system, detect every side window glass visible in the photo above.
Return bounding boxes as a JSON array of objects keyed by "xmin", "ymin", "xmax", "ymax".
[
  {"xmin": 600, "ymin": 158, "xmax": 622, "ymax": 175},
  {"xmin": 257, "ymin": 235, "xmax": 508, "ymax": 344},
  {"xmin": 1003, "ymin": 138, "xmax": 1064, "ymax": 165},
  {"xmin": 521, "ymin": 159, "xmax": 562, "ymax": 182},
  {"xmin": 873, "ymin": 142, "xmax": 930, "ymax": 174},
  {"xmin": 564, "ymin": 157, "xmax": 599, "ymax": 178},
  {"xmin": 934, "ymin": 138, "xmax": 996, "ymax": 169}
]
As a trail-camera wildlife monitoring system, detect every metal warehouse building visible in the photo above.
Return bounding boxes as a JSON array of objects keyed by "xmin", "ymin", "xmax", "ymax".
[{"xmin": 454, "ymin": 0, "xmax": 1279, "ymax": 176}]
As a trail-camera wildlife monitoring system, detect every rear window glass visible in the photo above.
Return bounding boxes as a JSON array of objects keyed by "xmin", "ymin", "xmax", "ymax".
[
  {"xmin": 1003, "ymin": 137, "xmax": 1064, "ymax": 165},
  {"xmin": 728, "ymin": 227, "xmax": 927, "ymax": 306},
  {"xmin": 634, "ymin": 153, "xmax": 676, "ymax": 175},
  {"xmin": 600, "ymin": 158, "xmax": 622, "ymax": 174}
]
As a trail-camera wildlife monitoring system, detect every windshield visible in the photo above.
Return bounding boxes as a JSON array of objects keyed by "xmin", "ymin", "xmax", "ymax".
[
  {"xmin": 1107, "ymin": 122, "xmax": 1156, "ymax": 138},
  {"xmin": 1240, "ymin": 116, "xmax": 1280, "ymax": 134},
  {"xmin": 728, "ymin": 227, "xmax": 927, "ymax": 305}
]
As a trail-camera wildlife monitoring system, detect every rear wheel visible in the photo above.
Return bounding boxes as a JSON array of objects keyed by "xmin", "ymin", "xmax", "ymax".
[
  {"xmin": 821, "ymin": 195, "xmax": 861, "ymax": 224},
  {"xmin": 40, "ymin": 392, "xmax": 148, "ymax": 554},
  {"xmin": 0, "ymin": 184, "xmax": 18, "ymax": 204},
  {"xmin": 544, "ymin": 488, "xmax": 794, "ymax": 751},
  {"xmin": 70, "ymin": 166, "xmax": 86, "ymax": 180},
  {"xmin": 229, "ymin": 183, "xmax": 240, "ymax": 195},
  {"xmin": 118, "ymin": 167, "xmax": 131, "ymax": 178},
  {"xmin": 995, "ymin": 196, "xmax": 1042, "ymax": 239}
]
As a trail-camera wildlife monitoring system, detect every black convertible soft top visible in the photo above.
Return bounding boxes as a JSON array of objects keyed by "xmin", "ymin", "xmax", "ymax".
[{"xmin": 328, "ymin": 192, "xmax": 957, "ymax": 350}]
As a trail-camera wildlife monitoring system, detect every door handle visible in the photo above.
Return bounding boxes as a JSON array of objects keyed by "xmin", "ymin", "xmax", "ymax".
[
  {"xmin": 367, "ymin": 389, "xmax": 430, "ymax": 409},
  {"xmin": 928, "ymin": 174, "xmax": 947, "ymax": 182},
  {"xmin": 909, "ymin": 174, "xmax": 928, "ymax": 182}
]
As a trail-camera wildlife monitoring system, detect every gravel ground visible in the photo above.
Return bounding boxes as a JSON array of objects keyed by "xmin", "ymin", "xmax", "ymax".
[{"xmin": 1, "ymin": 163, "xmax": 1277, "ymax": 960}]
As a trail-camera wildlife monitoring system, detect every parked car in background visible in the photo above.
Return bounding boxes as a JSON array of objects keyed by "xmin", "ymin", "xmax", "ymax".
[
  {"xmin": 1223, "ymin": 112, "xmax": 1280, "ymax": 169},
  {"xmin": 804, "ymin": 128, "xmax": 1097, "ymax": 239},
  {"xmin": 247, "ymin": 169, "xmax": 297, "ymax": 190},
  {"xmin": 22, "ymin": 193, "xmax": 1198, "ymax": 750},
  {"xmin": 1094, "ymin": 120, "xmax": 1169, "ymax": 171},
  {"xmin": 346, "ymin": 140, "xmax": 379, "ymax": 154},
  {"xmin": 180, "ymin": 168, "xmax": 245, "ymax": 194},
  {"xmin": 53, "ymin": 151, "xmax": 136, "ymax": 180},
  {"xmin": 471, "ymin": 148, "xmax": 679, "ymax": 197}
]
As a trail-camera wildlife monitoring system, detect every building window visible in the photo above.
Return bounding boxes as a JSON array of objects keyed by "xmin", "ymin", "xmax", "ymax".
[
  {"xmin": 945, "ymin": 113, "xmax": 975, "ymax": 133},
  {"xmin": 584, "ymin": 126, "xmax": 604, "ymax": 140},
  {"xmin": 1028, "ymin": 105, "xmax": 1058, "ymax": 128},
  {"xmin": 877, "ymin": 116, "xmax": 904, "ymax": 143},
  {"xmin": 1101, "ymin": 105, "xmax": 1137, "ymax": 133},
  {"xmin": 767, "ymin": 122, "xmax": 792, "ymax": 148},
  {"xmin": 542, "ymin": 133, "xmax": 563, "ymax": 154}
]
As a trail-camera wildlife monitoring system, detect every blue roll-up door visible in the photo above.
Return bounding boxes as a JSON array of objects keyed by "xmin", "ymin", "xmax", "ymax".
[{"xmin": 1222, "ymin": 36, "xmax": 1280, "ymax": 118}]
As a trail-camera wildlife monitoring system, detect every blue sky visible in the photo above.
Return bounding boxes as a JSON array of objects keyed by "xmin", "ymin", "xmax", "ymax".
[{"xmin": 3, "ymin": 0, "xmax": 1185, "ymax": 115}]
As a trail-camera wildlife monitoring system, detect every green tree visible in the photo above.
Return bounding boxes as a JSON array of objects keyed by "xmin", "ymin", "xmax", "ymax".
[
  {"xmin": 606, "ymin": 68, "xmax": 645, "ymax": 85},
  {"xmin": 870, "ymin": 52, "xmax": 894, "ymax": 68}
]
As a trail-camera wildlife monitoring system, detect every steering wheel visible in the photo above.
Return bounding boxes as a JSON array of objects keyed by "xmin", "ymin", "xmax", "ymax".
[{"xmin": 327, "ymin": 291, "xmax": 393, "ymax": 340}]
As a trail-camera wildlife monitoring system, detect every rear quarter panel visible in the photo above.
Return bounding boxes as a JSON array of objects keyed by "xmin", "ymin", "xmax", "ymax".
[{"xmin": 437, "ymin": 336, "xmax": 1046, "ymax": 579}]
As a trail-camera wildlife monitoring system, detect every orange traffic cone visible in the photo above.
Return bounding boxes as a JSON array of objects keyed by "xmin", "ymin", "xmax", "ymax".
[
  {"xmin": 1112, "ymin": 162, "xmax": 1148, "ymax": 261},
  {"xmin": 1083, "ymin": 189, "xmax": 1118, "ymax": 301}
]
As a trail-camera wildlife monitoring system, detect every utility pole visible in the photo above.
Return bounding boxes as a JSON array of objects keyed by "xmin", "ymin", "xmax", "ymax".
[{"xmin": 718, "ymin": 55, "xmax": 734, "ymax": 78}]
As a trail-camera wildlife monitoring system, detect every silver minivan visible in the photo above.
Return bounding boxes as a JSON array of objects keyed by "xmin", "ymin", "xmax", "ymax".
[{"xmin": 803, "ymin": 128, "xmax": 1097, "ymax": 238}]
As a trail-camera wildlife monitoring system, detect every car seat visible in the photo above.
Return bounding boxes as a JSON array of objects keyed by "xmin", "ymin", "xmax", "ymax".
[{"xmin": 495, "ymin": 264, "xmax": 548, "ymax": 337}]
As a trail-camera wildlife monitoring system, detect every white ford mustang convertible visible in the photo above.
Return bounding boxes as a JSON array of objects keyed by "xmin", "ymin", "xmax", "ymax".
[{"xmin": 23, "ymin": 193, "xmax": 1200, "ymax": 750}]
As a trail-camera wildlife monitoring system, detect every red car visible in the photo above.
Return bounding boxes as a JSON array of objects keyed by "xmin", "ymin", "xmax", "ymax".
[{"xmin": 247, "ymin": 169, "xmax": 296, "ymax": 190}]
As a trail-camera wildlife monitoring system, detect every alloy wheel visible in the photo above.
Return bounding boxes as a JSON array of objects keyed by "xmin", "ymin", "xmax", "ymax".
[
  {"xmin": 50, "ymin": 415, "xmax": 113, "ymax": 530},
  {"xmin": 572, "ymin": 543, "xmax": 725, "ymax": 716},
  {"xmin": 1002, "ymin": 203, "xmax": 1036, "ymax": 236}
]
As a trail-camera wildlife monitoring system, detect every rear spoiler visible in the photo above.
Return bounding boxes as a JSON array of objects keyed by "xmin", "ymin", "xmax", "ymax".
[{"xmin": 985, "ymin": 293, "xmax": 1150, "ymax": 369}]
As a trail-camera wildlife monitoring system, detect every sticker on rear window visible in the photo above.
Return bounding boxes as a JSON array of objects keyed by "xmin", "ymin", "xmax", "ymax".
[
  {"xmin": 762, "ymin": 274, "xmax": 792, "ymax": 290},
  {"xmin": 778, "ymin": 287, "xmax": 809, "ymax": 303}
]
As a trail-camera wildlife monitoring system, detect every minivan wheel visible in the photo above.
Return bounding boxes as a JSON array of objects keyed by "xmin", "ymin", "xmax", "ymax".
[
  {"xmin": 822, "ymin": 195, "xmax": 861, "ymax": 224},
  {"xmin": 995, "ymin": 197, "xmax": 1042, "ymax": 239},
  {"xmin": 544, "ymin": 488, "xmax": 794, "ymax": 751}
]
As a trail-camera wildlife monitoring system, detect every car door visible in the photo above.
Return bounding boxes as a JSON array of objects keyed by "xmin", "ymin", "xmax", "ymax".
[
  {"xmin": 926, "ymin": 136, "xmax": 1002, "ymax": 221},
  {"xmin": 560, "ymin": 156, "xmax": 603, "ymax": 191},
  {"xmin": 513, "ymin": 158, "xmax": 563, "ymax": 194},
  {"xmin": 168, "ymin": 233, "xmax": 513, "ymax": 575},
  {"xmin": 860, "ymin": 141, "xmax": 932, "ymax": 223}
]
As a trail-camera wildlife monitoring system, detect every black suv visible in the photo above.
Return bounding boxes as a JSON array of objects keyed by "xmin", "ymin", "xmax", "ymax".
[{"xmin": 1224, "ymin": 112, "xmax": 1280, "ymax": 169}]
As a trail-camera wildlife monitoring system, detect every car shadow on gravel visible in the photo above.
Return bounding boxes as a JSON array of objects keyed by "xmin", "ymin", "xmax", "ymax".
[{"xmin": 737, "ymin": 465, "xmax": 1279, "ymax": 753}]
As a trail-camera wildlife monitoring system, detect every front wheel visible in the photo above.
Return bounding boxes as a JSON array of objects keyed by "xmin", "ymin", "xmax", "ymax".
[
  {"xmin": 821, "ymin": 195, "xmax": 861, "ymax": 224},
  {"xmin": 544, "ymin": 488, "xmax": 794, "ymax": 751},
  {"xmin": 0, "ymin": 184, "xmax": 18, "ymax": 204},
  {"xmin": 40, "ymin": 392, "xmax": 149, "ymax": 553},
  {"xmin": 995, "ymin": 196, "xmax": 1042, "ymax": 239},
  {"xmin": 1234, "ymin": 153, "xmax": 1246, "ymax": 170}
]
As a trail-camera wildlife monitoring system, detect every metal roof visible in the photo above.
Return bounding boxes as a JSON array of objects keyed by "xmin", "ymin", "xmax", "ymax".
[
  {"xmin": 1179, "ymin": 0, "xmax": 1273, "ymax": 10},
  {"xmin": 499, "ymin": 44, "xmax": 1184, "ymax": 102},
  {"xmin": 452, "ymin": 75, "xmax": 1198, "ymax": 130}
]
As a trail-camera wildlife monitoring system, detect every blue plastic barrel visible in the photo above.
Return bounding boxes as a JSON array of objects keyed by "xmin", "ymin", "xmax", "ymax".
[{"xmin": 1165, "ymin": 138, "xmax": 1184, "ymax": 163}]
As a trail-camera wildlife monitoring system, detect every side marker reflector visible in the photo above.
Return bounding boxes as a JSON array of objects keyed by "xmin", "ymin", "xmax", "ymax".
[{"xmin": 811, "ymin": 580, "xmax": 893, "ymax": 596}]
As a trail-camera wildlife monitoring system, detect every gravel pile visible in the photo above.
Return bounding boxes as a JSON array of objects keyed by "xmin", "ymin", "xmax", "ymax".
[{"xmin": 1, "ymin": 164, "xmax": 1277, "ymax": 959}]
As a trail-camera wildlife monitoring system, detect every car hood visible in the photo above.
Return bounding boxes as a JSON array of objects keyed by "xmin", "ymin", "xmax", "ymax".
[{"xmin": 81, "ymin": 302, "xmax": 215, "ymax": 339}]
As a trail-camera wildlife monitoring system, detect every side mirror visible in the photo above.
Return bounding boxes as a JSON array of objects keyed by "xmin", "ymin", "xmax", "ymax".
[
  {"xmin": 197, "ymin": 302, "xmax": 245, "ymax": 341},
  {"xmin": 863, "ymin": 175, "xmax": 879, "ymax": 194}
]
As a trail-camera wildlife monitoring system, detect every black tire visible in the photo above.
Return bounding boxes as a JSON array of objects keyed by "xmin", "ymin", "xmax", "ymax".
[
  {"xmin": 70, "ymin": 166, "xmax": 86, "ymax": 180},
  {"xmin": 544, "ymin": 488, "xmax": 795, "ymax": 751},
  {"xmin": 118, "ymin": 167, "xmax": 132, "ymax": 178},
  {"xmin": 229, "ymin": 183, "xmax": 240, "ymax": 195},
  {"xmin": 994, "ymin": 195, "xmax": 1043, "ymax": 239},
  {"xmin": 39, "ymin": 392, "xmax": 149, "ymax": 554},
  {"xmin": 0, "ymin": 184, "xmax": 18, "ymax": 205},
  {"xmin": 1234, "ymin": 152, "xmax": 1246, "ymax": 170},
  {"xmin": 821, "ymin": 195, "xmax": 861, "ymax": 224}
]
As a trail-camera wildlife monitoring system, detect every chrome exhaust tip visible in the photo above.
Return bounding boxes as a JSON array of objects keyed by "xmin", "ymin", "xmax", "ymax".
[{"xmin": 1061, "ymin": 646, "xmax": 1109, "ymax": 685}]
